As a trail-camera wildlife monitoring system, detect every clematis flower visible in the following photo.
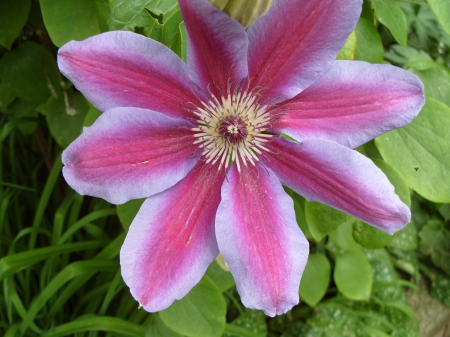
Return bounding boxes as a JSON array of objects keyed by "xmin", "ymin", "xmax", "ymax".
[{"xmin": 58, "ymin": 0, "xmax": 424, "ymax": 316}]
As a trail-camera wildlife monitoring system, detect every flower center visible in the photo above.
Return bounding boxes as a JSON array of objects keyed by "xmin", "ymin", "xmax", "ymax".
[{"xmin": 192, "ymin": 91, "xmax": 272, "ymax": 172}]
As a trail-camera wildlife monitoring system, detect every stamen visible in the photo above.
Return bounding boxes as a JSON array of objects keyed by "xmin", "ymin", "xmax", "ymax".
[{"xmin": 192, "ymin": 90, "xmax": 273, "ymax": 172}]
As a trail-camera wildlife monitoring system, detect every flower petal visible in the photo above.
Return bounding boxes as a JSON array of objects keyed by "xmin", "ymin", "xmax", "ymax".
[
  {"xmin": 179, "ymin": 0, "xmax": 248, "ymax": 97},
  {"xmin": 120, "ymin": 162, "xmax": 224, "ymax": 312},
  {"xmin": 247, "ymin": 0, "xmax": 362, "ymax": 103},
  {"xmin": 263, "ymin": 138, "xmax": 410, "ymax": 234},
  {"xmin": 58, "ymin": 31, "xmax": 196, "ymax": 118},
  {"xmin": 215, "ymin": 164, "xmax": 309, "ymax": 316},
  {"xmin": 271, "ymin": 61, "xmax": 425, "ymax": 148},
  {"xmin": 62, "ymin": 107, "xmax": 198, "ymax": 204}
]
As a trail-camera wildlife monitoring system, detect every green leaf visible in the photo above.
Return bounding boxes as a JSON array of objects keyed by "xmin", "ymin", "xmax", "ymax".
[
  {"xmin": 409, "ymin": 61, "xmax": 450, "ymax": 107},
  {"xmin": 430, "ymin": 272, "xmax": 450, "ymax": 307},
  {"xmin": 148, "ymin": 5, "xmax": 184, "ymax": 56},
  {"xmin": 305, "ymin": 202, "xmax": 348, "ymax": 242},
  {"xmin": 0, "ymin": 240, "xmax": 108, "ymax": 281},
  {"xmin": 355, "ymin": 18, "xmax": 384, "ymax": 63},
  {"xmin": 334, "ymin": 250, "xmax": 372, "ymax": 300},
  {"xmin": 375, "ymin": 98, "xmax": 450, "ymax": 203},
  {"xmin": 108, "ymin": 0, "xmax": 178, "ymax": 34},
  {"xmin": 160, "ymin": 276, "xmax": 226, "ymax": 337},
  {"xmin": 8, "ymin": 100, "xmax": 38, "ymax": 134},
  {"xmin": 146, "ymin": 315, "xmax": 182, "ymax": 337},
  {"xmin": 0, "ymin": 82, "xmax": 16, "ymax": 111},
  {"xmin": 205, "ymin": 261, "xmax": 235, "ymax": 292},
  {"xmin": 299, "ymin": 254, "xmax": 331, "ymax": 307},
  {"xmin": 388, "ymin": 222, "xmax": 418, "ymax": 251},
  {"xmin": 0, "ymin": 42, "xmax": 61, "ymax": 103},
  {"xmin": 336, "ymin": 31, "xmax": 357, "ymax": 60},
  {"xmin": 385, "ymin": 46, "xmax": 432, "ymax": 68},
  {"xmin": 38, "ymin": 91, "xmax": 89, "ymax": 148},
  {"xmin": 372, "ymin": 158, "xmax": 411, "ymax": 207},
  {"xmin": 352, "ymin": 220, "xmax": 395, "ymax": 250},
  {"xmin": 284, "ymin": 188, "xmax": 313, "ymax": 240},
  {"xmin": 419, "ymin": 219, "xmax": 450, "ymax": 274},
  {"xmin": 427, "ymin": 0, "xmax": 450, "ymax": 36},
  {"xmin": 371, "ymin": 0, "xmax": 407, "ymax": 46},
  {"xmin": 224, "ymin": 309, "xmax": 267, "ymax": 337},
  {"xmin": 40, "ymin": 0, "xmax": 101, "ymax": 47},
  {"xmin": 328, "ymin": 220, "xmax": 360, "ymax": 251},
  {"xmin": 0, "ymin": 0, "xmax": 32, "ymax": 50},
  {"xmin": 83, "ymin": 104, "xmax": 102, "ymax": 127},
  {"xmin": 116, "ymin": 198, "xmax": 145, "ymax": 231},
  {"xmin": 42, "ymin": 316, "xmax": 145, "ymax": 337}
]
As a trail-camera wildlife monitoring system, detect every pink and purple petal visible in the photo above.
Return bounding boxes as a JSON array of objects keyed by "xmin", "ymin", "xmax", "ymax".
[
  {"xmin": 263, "ymin": 138, "xmax": 410, "ymax": 234},
  {"xmin": 270, "ymin": 61, "xmax": 425, "ymax": 148},
  {"xmin": 58, "ymin": 31, "xmax": 196, "ymax": 118},
  {"xmin": 120, "ymin": 162, "xmax": 225, "ymax": 312},
  {"xmin": 62, "ymin": 107, "xmax": 198, "ymax": 204},
  {"xmin": 247, "ymin": 0, "xmax": 362, "ymax": 103},
  {"xmin": 215, "ymin": 164, "xmax": 309, "ymax": 316},
  {"xmin": 179, "ymin": 0, "xmax": 248, "ymax": 97}
]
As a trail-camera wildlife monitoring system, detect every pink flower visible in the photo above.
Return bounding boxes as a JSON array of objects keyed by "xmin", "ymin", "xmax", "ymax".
[{"xmin": 58, "ymin": 0, "xmax": 424, "ymax": 316}]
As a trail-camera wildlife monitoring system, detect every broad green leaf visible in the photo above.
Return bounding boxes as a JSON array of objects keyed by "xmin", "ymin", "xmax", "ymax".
[
  {"xmin": 328, "ymin": 220, "xmax": 360, "ymax": 251},
  {"xmin": 352, "ymin": 221, "xmax": 395, "ymax": 250},
  {"xmin": 108, "ymin": 0, "xmax": 178, "ymax": 34},
  {"xmin": 83, "ymin": 104, "xmax": 102, "ymax": 127},
  {"xmin": 419, "ymin": 219, "xmax": 450, "ymax": 274},
  {"xmin": 336, "ymin": 31, "xmax": 357, "ymax": 60},
  {"xmin": 160, "ymin": 276, "xmax": 226, "ymax": 337},
  {"xmin": 0, "ymin": 0, "xmax": 32, "ymax": 50},
  {"xmin": 8, "ymin": 100, "xmax": 38, "ymax": 134},
  {"xmin": 205, "ymin": 261, "xmax": 235, "ymax": 292},
  {"xmin": 427, "ymin": 0, "xmax": 450, "ymax": 36},
  {"xmin": 409, "ymin": 61, "xmax": 450, "ymax": 107},
  {"xmin": 334, "ymin": 250, "xmax": 372, "ymax": 300},
  {"xmin": 371, "ymin": 0, "xmax": 407, "ymax": 46},
  {"xmin": 305, "ymin": 202, "xmax": 348, "ymax": 242},
  {"xmin": 146, "ymin": 315, "xmax": 182, "ymax": 337},
  {"xmin": 375, "ymin": 98, "xmax": 450, "ymax": 203},
  {"xmin": 224, "ymin": 309, "xmax": 267, "ymax": 337},
  {"xmin": 430, "ymin": 272, "xmax": 450, "ymax": 307},
  {"xmin": 361, "ymin": 0, "xmax": 374, "ymax": 22},
  {"xmin": 117, "ymin": 198, "xmax": 145, "ymax": 231},
  {"xmin": 148, "ymin": 5, "xmax": 184, "ymax": 56},
  {"xmin": 0, "ymin": 42, "xmax": 61, "ymax": 103},
  {"xmin": 385, "ymin": 46, "xmax": 432, "ymax": 68},
  {"xmin": 355, "ymin": 18, "xmax": 384, "ymax": 63},
  {"xmin": 0, "ymin": 82, "xmax": 15, "ymax": 111},
  {"xmin": 284, "ymin": 188, "xmax": 313, "ymax": 240},
  {"xmin": 38, "ymin": 91, "xmax": 89, "ymax": 148},
  {"xmin": 299, "ymin": 254, "xmax": 331, "ymax": 307},
  {"xmin": 372, "ymin": 158, "xmax": 411, "ymax": 207},
  {"xmin": 42, "ymin": 316, "xmax": 145, "ymax": 337},
  {"xmin": 388, "ymin": 222, "xmax": 418, "ymax": 251},
  {"xmin": 40, "ymin": 0, "xmax": 101, "ymax": 47}
]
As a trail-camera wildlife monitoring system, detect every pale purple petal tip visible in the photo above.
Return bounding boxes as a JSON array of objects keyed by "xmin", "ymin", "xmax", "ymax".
[
  {"xmin": 62, "ymin": 108, "xmax": 198, "ymax": 204},
  {"xmin": 57, "ymin": 31, "xmax": 196, "ymax": 118},
  {"xmin": 120, "ymin": 162, "xmax": 225, "ymax": 311},
  {"xmin": 271, "ymin": 61, "xmax": 425, "ymax": 148},
  {"xmin": 216, "ymin": 164, "xmax": 309, "ymax": 316},
  {"xmin": 263, "ymin": 138, "xmax": 410, "ymax": 234}
]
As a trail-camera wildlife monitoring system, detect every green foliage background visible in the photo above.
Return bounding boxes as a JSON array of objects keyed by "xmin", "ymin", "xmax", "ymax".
[{"xmin": 1, "ymin": 0, "xmax": 450, "ymax": 336}]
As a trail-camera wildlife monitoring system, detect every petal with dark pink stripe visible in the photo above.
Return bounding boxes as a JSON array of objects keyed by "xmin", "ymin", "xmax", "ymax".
[
  {"xmin": 271, "ymin": 61, "xmax": 425, "ymax": 148},
  {"xmin": 62, "ymin": 107, "xmax": 198, "ymax": 204},
  {"xmin": 58, "ymin": 31, "xmax": 196, "ymax": 118},
  {"xmin": 120, "ymin": 162, "xmax": 225, "ymax": 312},
  {"xmin": 263, "ymin": 138, "xmax": 410, "ymax": 234},
  {"xmin": 247, "ymin": 0, "xmax": 361, "ymax": 103},
  {"xmin": 179, "ymin": 0, "xmax": 248, "ymax": 97},
  {"xmin": 215, "ymin": 164, "xmax": 309, "ymax": 317}
]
